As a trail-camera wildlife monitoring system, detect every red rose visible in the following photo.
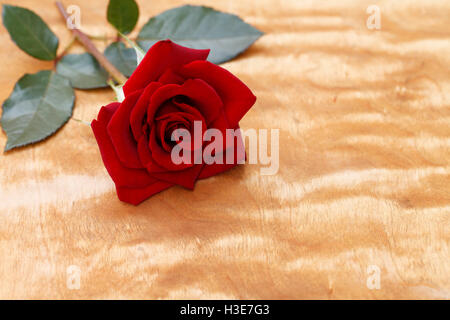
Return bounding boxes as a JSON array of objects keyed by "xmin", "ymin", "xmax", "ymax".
[{"xmin": 91, "ymin": 40, "xmax": 256, "ymax": 205}]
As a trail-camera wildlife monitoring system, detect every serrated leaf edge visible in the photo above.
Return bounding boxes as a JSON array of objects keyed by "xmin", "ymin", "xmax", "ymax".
[
  {"xmin": 1, "ymin": 71, "xmax": 75, "ymax": 152},
  {"xmin": 2, "ymin": 4, "xmax": 59, "ymax": 61}
]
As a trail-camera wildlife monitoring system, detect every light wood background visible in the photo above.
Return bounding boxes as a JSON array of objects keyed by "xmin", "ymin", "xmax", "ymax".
[{"xmin": 0, "ymin": 0, "xmax": 449, "ymax": 299}]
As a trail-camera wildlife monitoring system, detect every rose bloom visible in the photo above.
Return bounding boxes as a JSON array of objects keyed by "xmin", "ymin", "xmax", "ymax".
[{"xmin": 92, "ymin": 40, "xmax": 256, "ymax": 205}]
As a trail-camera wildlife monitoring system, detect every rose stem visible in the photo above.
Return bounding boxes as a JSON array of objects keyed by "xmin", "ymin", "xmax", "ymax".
[{"xmin": 55, "ymin": 1, "xmax": 127, "ymax": 85}]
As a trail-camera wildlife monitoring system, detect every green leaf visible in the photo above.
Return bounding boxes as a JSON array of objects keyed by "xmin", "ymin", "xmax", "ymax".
[
  {"xmin": 1, "ymin": 70, "xmax": 75, "ymax": 151},
  {"xmin": 104, "ymin": 42, "xmax": 137, "ymax": 77},
  {"xmin": 2, "ymin": 4, "xmax": 59, "ymax": 61},
  {"xmin": 56, "ymin": 53, "xmax": 109, "ymax": 89},
  {"xmin": 137, "ymin": 5, "xmax": 263, "ymax": 64},
  {"xmin": 107, "ymin": 0, "xmax": 139, "ymax": 35}
]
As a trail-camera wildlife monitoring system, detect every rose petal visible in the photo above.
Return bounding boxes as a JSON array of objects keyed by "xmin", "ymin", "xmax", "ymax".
[
  {"xmin": 156, "ymin": 111, "xmax": 206, "ymax": 153},
  {"xmin": 158, "ymin": 68, "xmax": 185, "ymax": 85},
  {"xmin": 199, "ymin": 126, "xmax": 246, "ymax": 179},
  {"xmin": 206, "ymin": 109, "xmax": 234, "ymax": 152},
  {"xmin": 146, "ymin": 84, "xmax": 179, "ymax": 124},
  {"xmin": 141, "ymin": 128, "xmax": 204, "ymax": 189},
  {"xmin": 180, "ymin": 60, "xmax": 256, "ymax": 128},
  {"xmin": 130, "ymin": 82, "xmax": 163, "ymax": 141},
  {"xmin": 179, "ymin": 79, "xmax": 223, "ymax": 124},
  {"xmin": 91, "ymin": 103, "xmax": 160, "ymax": 188},
  {"xmin": 148, "ymin": 125, "xmax": 193, "ymax": 171},
  {"xmin": 146, "ymin": 158, "xmax": 170, "ymax": 173},
  {"xmin": 137, "ymin": 135, "xmax": 166, "ymax": 173},
  {"xmin": 116, "ymin": 181, "xmax": 173, "ymax": 205},
  {"xmin": 155, "ymin": 115, "xmax": 190, "ymax": 152},
  {"xmin": 149, "ymin": 163, "xmax": 204, "ymax": 190},
  {"xmin": 123, "ymin": 40, "xmax": 209, "ymax": 96},
  {"xmin": 172, "ymin": 99, "xmax": 204, "ymax": 121},
  {"xmin": 154, "ymin": 100, "xmax": 181, "ymax": 118},
  {"xmin": 147, "ymin": 79, "xmax": 222, "ymax": 125},
  {"xmin": 156, "ymin": 119, "xmax": 172, "ymax": 152},
  {"xmin": 107, "ymin": 90, "xmax": 143, "ymax": 168}
]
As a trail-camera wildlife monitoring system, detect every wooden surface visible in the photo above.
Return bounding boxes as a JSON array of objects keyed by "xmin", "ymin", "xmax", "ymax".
[{"xmin": 0, "ymin": 0, "xmax": 449, "ymax": 299}]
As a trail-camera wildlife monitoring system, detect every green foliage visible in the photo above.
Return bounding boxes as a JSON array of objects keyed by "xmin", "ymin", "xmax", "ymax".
[
  {"xmin": 0, "ymin": 2, "xmax": 263, "ymax": 151},
  {"xmin": 137, "ymin": 5, "xmax": 263, "ymax": 64},
  {"xmin": 1, "ymin": 71, "xmax": 75, "ymax": 151},
  {"xmin": 107, "ymin": 0, "xmax": 139, "ymax": 34},
  {"xmin": 56, "ymin": 53, "xmax": 109, "ymax": 89},
  {"xmin": 104, "ymin": 42, "xmax": 137, "ymax": 77},
  {"xmin": 2, "ymin": 4, "xmax": 59, "ymax": 61}
]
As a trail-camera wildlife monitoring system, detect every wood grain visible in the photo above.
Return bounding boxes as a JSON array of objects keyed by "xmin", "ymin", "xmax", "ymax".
[{"xmin": 0, "ymin": 0, "xmax": 449, "ymax": 299}]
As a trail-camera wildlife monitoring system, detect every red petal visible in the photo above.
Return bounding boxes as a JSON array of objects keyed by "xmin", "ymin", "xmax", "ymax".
[
  {"xmin": 149, "ymin": 163, "xmax": 204, "ymax": 190},
  {"xmin": 172, "ymin": 99, "xmax": 204, "ymax": 121},
  {"xmin": 147, "ymin": 79, "xmax": 222, "ymax": 125},
  {"xmin": 148, "ymin": 125, "xmax": 193, "ymax": 171},
  {"xmin": 116, "ymin": 181, "xmax": 173, "ymax": 205},
  {"xmin": 130, "ymin": 82, "xmax": 163, "ymax": 141},
  {"xmin": 155, "ymin": 114, "xmax": 190, "ymax": 152},
  {"xmin": 146, "ymin": 84, "xmax": 179, "ymax": 124},
  {"xmin": 137, "ymin": 135, "xmax": 152, "ymax": 166},
  {"xmin": 154, "ymin": 100, "xmax": 181, "ymax": 118},
  {"xmin": 91, "ymin": 103, "xmax": 159, "ymax": 188},
  {"xmin": 179, "ymin": 79, "xmax": 222, "ymax": 124},
  {"xmin": 156, "ymin": 111, "xmax": 206, "ymax": 152},
  {"xmin": 180, "ymin": 61, "xmax": 256, "ymax": 128},
  {"xmin": 140, "ymin": 128, "xmax": 203, "ymax": 189},
  {"xmin": 106, "ymin": 90, "xmax": 143, "ymax": 168},
  {"xmin": 199, "ymin": 126, "xmax": 246, "ymax": 179},
  {"xmin": 206, "ymin": 109, "xmax": 234, "ymax": 152},
  {"xmin": 158, "ymin": 68, "xmax": 185, "ymax": 85},
  {"xmin": 156, "ymin": 119, "xmax": 172, "ymax": 152},
  {"xmin": 123, "ymin": 40, "xmax": 209, "ymax": 96}
]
